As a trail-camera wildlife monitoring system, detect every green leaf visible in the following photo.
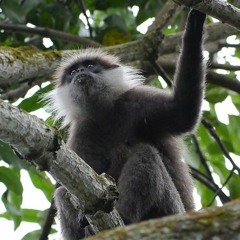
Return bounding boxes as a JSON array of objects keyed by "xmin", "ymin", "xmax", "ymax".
[
  {"xmin": 18, "ymin": 84, "xmax": 53, "ymax": 112},
  {"xmin": 135, "ymin": 0, "xmax": 164, "ymax": 25},
  {"xmin": 228, "ymin": 115, "xmax": 240, "ymax": 154},
  {"xmin": 206, "ymin": 143, "xmax": 221, "ymax": 155},
  {"xmin": 195, "ymin": 181, "xmax": 216, "ymax": 207},
  {"xmin": 215, "ymin": 122, "xmax": 234, "ymax": 152},
  {"xmin": 205, "ymin": 85, "xmax": 228, "ymax": 103},
  {"xmin": 210, "ymin": 156, "xmax": 229, "ymax": 180},
  {"xmin": 1, "ymin": 191, "xmax": 21, "ymax": 216},
  {"xmin": 1, "ymin": 190, "xmax": 22, "ymax": 229},
  {"xmin": 0, "ymin": 167, "xmax": 23, "ymax": 195},
  {"xmin": 149, "ymin": 77, "xmax": 165, "ymax": 88},
  {"xmin": 228, "ymin": 172, "xmax": 240, "ymax": 198},
  {"xmin": 196, "ymin": 124, "xmax": 212, "ymax": 147},
  {"xmin": 0, "ymin": 211, "xmax": 11, "ymax": 219},
  {"xmin": 22, "ymin": 208, "xmax": 48, "ymax": 223},
  {"xmin": 1, "ymin": 0, "xmax": 43, "ymax": 23},
  {"xmin": 0, "ymin": 208, "xmax": 50, "ymax": 226},
  {"xmin": 21, "ymin": 229, "xmax": 42, "ymax": 240},
  {"xmin": 0, "ymin": 141, "xmax": 30, "ymax": 169},
  {"xmin": 0, "ymin": 167, "xmax": 23, "ymax": 229},
  {"xmin": 28, "ymin": 171, "xmax": 54, "ymax": 202},
  {"xmin": 21, "ymin": 209, "xmax": 41, "ymax": 223},
  {"xmin": 231, "ymin": 93, "xmax": 240, "ymax": 112},
  {"xmin": 104, "ymin": 14, "xmax": 128, "ymax": 32}
]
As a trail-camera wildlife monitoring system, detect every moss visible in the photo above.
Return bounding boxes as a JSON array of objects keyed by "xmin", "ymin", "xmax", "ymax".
[{"xmin": 0, "ymin": 46, "xmax": 62, "ymax": 65}]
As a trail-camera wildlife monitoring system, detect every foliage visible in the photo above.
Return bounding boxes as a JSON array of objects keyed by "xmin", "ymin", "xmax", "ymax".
[{"xmin": 0, "ymin": 0, "xmax": 240, "ymax": 239}]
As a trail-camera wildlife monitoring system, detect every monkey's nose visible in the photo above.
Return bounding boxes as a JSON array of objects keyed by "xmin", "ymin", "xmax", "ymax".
[{"xmin": 79, "ymin": 67, "xmax": 86, "ymax": 73}]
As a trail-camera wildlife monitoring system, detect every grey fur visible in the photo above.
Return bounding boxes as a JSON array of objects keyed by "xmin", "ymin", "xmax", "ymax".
[{"xmin": 52, "ymin": 10, "xmax": 206, "ymax": 240}]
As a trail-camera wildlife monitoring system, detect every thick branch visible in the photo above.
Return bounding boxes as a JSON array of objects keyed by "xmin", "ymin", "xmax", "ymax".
[
  {"xmin": 0, "ymin": 99, "xmax": 123, "ymax": 233},
  {"xmin": 0, "ymin": 46, "xmax": 61, "ymax": 87},
  {"xmin": 174, "ymin": 0, "xmax": 240, "ymax": 30},
  {"xmin": 207, "ymin": 71, "xmax": 240, "ymax": 93},
  {"xmin": 160, "ymin": 21, "xmax": 239, "ymax": 55},
  {"xmin": 145, "ymin": 57, "xmax": 240, "ymax": 93},
  {"xmin": 0, "ymin": 22, "xmax": 238, "ymax": 90},
  {"xmin": 210, "ymin": 62, "xmax": 240, "ymax": 71},
  {"xmin": 1, "ymin": 77, "xmax": 44, "ymax": 101},
  {"xmin": 88, "ymin": 199, "xmax": 240, "ymax": 240}
]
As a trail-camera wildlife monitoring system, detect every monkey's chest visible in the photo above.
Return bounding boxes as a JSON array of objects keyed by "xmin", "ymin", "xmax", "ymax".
[
  {"xmin": 107, "ymin": 143, "xmax": 130, "ymax": 180},
  {"xmin": 68, "ymin": 131, "xmax": 130, "ymax": 178},
  {"xmin": 67, "ymin": 119, "xmax": 135, "ymax": 179}
]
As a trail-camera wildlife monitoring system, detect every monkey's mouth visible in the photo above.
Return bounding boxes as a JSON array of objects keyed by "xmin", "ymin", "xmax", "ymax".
[{"xmin": 73, "ymin": 74, "xmax": 94, "ymax": 86}]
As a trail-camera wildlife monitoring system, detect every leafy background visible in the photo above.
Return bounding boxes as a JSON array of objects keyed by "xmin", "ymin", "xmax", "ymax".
[{"xmin": 0, "ymin": 0, "xmax": 240, "ymax": 239}]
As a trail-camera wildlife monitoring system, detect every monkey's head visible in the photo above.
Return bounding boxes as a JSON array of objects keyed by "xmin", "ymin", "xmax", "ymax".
[{"xmin": 44, "ymin": 49, "xmax": 144, "ymax": 127}]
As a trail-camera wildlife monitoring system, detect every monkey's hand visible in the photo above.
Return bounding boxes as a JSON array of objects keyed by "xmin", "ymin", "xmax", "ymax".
[{"xmin": 186, "ymin": 9, "xmax": 206, "ymax": 35}]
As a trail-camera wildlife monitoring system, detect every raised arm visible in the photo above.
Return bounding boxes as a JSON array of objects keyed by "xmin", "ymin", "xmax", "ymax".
[
  {"xmin": 123, "ymin": 10, "xmax": 206, "ymax": 136},
  {"xmin": 172, "ymin": 9, "xmax": 206, "ymax": 133}
]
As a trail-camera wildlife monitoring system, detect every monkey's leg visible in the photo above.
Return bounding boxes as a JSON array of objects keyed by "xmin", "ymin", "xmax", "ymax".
[
  {"xmin": 54, "ymin": 186, "xmax": 93, "ymax": 240},
  {"xmin": 116, "ymin": 144, "xmax": 185, "ymax": 224}
]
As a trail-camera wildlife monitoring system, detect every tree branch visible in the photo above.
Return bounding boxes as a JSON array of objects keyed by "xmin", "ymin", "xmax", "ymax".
[
  {"xmin": 78, "ymin": 0, "xmax": 93, "ymax": 39},
  {"xmin": 0, "ymin": 21, "xmax": 238, "ymax": 91},
  {"xmin": 190, "ymin": 167, "xmax": 230, "ymax": 204},
  {"xmin": 210, "ymin": 62, "xmax": 240, "ymax": 71},
  {"xmin": 1, "ymin": 77, "xmax": 44, "ymax": 101},
  {"xmin": 0, "ymin": 99, "xmax": 124, "ymax": 234},
  {"xmin": 0, "ymin": 46, "xmax": 61, "ymax": 88},
  {"xmin": 202, "ymin": 119, "xmax": 240, "ymax": 175},
  {"xmin": 174, "ymin": 0, "xmax": 240, "ymax": 30},
  {"xmin": 160, "ymin": 21, "xmax": 239, "ymax": 55},
  {"xmin": 191, "ymin": 135, "xmax": 214, "ymax": 181},
  {"xmin": 146, "ymin": 57, "xmax": 240, "ymax": 93},
  {"xmin": 87, "ymin": 199, "xmax": 240, "ymax": 240},
  {"xmin": 0, "ymin": 23, "xmax": 100, "ymax": 47},
  {"xmin": 147, "ymin": 1, "xmax": 180, "ymax": 32},
  {"xmin": 207, "ymin": 168, "xmax": 235, "ymax": 207},
  {"xmin": 39, "ymin": 195, "xmax": 57, "ymax": 240},
  {"xmin": 207, "ymin": 71, "xmax": 240, "ymax": 93}
]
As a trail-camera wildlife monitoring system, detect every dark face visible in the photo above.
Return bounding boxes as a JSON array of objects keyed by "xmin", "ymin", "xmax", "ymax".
[
  {"xmin": 61, "ymin": 58, "xmax": 119, "ymax": 86},
  {"xmin": 60, "ymin": 57, "xmax": 120, "ymax": 105}
]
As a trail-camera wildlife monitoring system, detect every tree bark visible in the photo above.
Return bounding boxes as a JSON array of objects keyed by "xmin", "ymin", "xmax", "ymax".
[
  {"xmin": 0, "ymin": 22, "xmax": 238, "ymax": 90},
  {"xmin": 174, "ymin": 0, "xmax": 240, "ymax": 30},
  {"xmin": 87, "ymin": 199, "xmax": 240, "ymax": 240},
  {"xmin": 0, "ymin": 99, "xmax": 124, "ymax": 234}
]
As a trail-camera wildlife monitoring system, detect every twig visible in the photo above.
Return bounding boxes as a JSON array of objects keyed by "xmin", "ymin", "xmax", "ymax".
[
  {"xmin": 202, "ymin": 119, "xmax": 240, "ymax": 175},
  {"xmin": 39, "ymin": 195, "xmax": 57, "ymax": 240},
  {"xmin": 207, "ymin": 168, "xmax": 235, "ymax": 207},
  {"xmin": 150, "ymin": 60, "xmax": 172, "ymax": 87},
  {"xmin": 0, "ymin": 23, "xmax": 100, "ymax": 47},
  {"xmin": 190, "ymin": 167, "xmax": 230, "ymax": 204},
  {"xmin": 191, "ymin": 135, "xmax": 214, "ymax": 181},
  {"xmin": 78, "ymin": 0, "xmax": 93, "ymax": 39}
]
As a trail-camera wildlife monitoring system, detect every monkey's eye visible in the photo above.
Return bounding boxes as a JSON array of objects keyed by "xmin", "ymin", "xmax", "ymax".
[
  {"xmin": 70, "ymin": 69, "xmax": 77, "ymax": 75},
  {"xmin": 87, "ymin": 64, "xmax": 94, "ymax": 69}
]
